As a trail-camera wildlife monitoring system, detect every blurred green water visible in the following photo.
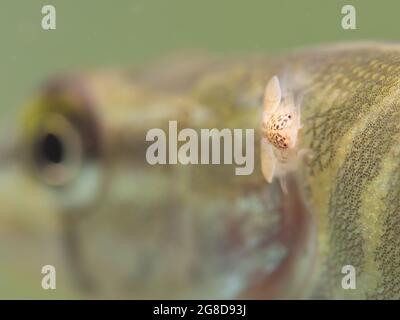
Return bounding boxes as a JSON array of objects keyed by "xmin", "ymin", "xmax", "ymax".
[{"xmin": 1, "ymin": 0, "xmax": 400, "ymax": 118}]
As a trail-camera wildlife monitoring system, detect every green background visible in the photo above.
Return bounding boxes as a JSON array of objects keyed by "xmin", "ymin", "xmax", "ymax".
[{"xmin": 0, "ymin": 0, "xmax": 399, "ymax": 118}]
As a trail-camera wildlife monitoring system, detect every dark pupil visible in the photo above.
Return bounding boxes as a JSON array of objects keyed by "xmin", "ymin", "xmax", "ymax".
[{"xmin": 41, "ymin": 133, "xmax": 64, "ymax": 164}]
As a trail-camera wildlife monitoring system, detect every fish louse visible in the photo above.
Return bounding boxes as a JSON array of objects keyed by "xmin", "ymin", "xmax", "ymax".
[{"xmin": 260, "ymin": 75, "xmax": 304, "ymax": 189}]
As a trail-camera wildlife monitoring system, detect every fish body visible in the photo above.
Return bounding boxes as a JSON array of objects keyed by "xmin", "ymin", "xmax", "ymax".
[{"xmin": 14, "ymin": 42, "xmax": 400, "ymax": 299}]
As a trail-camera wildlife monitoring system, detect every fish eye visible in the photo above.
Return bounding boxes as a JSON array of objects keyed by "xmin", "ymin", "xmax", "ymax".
[
  {"xmin": 21, "ymin": 79, "xmax": 105, "ymax": 209},
  {"xmin": 32, "ymin": 114, "xmax": 83, "ymax": 188},
  {"xmin": 39, "ymin": 133, "xmax": 64, "ymax": 165}
]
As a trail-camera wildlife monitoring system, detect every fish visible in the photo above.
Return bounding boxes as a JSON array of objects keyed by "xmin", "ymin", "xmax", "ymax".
[{"xmin": 9, "ymin": 42, "xmax": 400, "ymax": 299}]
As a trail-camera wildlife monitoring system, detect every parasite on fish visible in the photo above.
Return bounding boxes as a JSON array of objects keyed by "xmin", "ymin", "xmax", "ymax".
[{"xmin": 261, "ymin": 75, "xmax": 304, "ymax": 193}]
